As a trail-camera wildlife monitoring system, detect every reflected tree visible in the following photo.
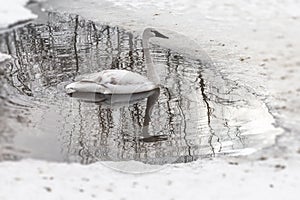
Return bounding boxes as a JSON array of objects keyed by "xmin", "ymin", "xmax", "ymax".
[{"xmin": 0, "ymin": 12, "xmax": 247, "ymax": 164}]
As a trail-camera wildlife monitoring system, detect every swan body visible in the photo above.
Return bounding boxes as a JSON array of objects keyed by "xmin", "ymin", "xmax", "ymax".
[
  {"xmin": 66, "ymin": 28, "xmax": 168, "ymax": 95},
  {"xmin": 66, "ymin": 69, "xmax": 156, "ymax": 94}
]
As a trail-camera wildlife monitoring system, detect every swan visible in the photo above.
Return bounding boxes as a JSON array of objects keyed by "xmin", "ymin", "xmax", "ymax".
[{"xmin": 65, "ymin": 28, "xmax": 168, "ymax": 95}]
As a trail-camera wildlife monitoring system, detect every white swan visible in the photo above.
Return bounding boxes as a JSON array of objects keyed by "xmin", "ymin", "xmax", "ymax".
[{"xmin": 65, "ymin": 28, "xmax": 168, "ymax": 94}]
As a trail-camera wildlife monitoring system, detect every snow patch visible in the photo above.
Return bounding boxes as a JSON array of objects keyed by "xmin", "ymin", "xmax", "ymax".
[
  {"xmin": 0, "ymin": 158, "xmax": 299, "ymax": 200},
  {"xmin": 0, "ymin": 0, "xmax": 36, "ymax": 29}
]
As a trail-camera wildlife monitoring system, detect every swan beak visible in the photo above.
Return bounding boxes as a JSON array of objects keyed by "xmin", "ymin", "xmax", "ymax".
[{"xmin": 154, "ymin": 31, "xmax": 169, "ymax": 39}]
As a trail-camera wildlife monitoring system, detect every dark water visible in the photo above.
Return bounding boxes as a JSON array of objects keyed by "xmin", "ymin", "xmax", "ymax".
[{"xmin": 0, "ymin": 12, "xmax": 280, "ymax": 164}]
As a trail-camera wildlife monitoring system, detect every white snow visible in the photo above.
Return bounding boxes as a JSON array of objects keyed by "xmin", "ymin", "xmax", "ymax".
[
  {"xmin": 1, "ymin": 0, "xmax": 300, "ymax": 199},
  {"xmin": 0, "ymin": 158, "xmax": 300, "ymax": 200},
  {"xmin": 0, "ymin": 0, "xmax": 36, "ymax": 29}
]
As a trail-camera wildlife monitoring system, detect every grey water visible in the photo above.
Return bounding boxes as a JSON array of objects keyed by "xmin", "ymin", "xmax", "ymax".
[{"xmin": 0, "ymin": 12, "xmax": 280, "ymax": 164}]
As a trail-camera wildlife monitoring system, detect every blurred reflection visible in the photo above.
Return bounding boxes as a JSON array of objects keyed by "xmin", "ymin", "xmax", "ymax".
[{"xmin": 0, "ymin": 12, "xmax": 253, "ymax": 164}]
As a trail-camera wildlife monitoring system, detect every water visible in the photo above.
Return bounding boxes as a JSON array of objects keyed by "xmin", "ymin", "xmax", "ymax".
[{"xmin": 0, "ymin": 12, "xmax": 280, "ymax": 164}]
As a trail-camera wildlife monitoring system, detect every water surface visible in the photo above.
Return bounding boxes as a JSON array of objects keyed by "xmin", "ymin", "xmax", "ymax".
[{"xmin": 0, "ymin": 12, "xmax": 280, "ymax": 164}]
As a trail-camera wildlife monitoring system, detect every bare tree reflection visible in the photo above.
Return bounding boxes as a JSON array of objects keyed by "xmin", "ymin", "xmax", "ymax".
[{"xmin": 0, "ymin": 12, "xmax": 247, "ymax": 164}]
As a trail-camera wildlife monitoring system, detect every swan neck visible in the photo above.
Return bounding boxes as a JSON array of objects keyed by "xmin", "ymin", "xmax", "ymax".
[{"xmin": 142, "ymin": 36, "xmax": 159, "ymax": 84}]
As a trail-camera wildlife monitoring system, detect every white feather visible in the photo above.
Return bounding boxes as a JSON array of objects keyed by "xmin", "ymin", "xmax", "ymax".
[{"xmin": 66, "ymin": 70, "xmax": 157, "ymax": 94}]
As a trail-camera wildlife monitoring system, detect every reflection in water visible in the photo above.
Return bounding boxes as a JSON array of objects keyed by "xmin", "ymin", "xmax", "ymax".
[{"xmin": 0, "ymin": 12, "xmax": 279, "ymax": 164}]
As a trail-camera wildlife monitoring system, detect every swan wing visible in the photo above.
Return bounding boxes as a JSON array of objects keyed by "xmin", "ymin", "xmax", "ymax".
[
  {"xmin": 66, "ymin": 70, "xmax": 157, "ymax": 94},
  {"xmin": 99, "ymin": 70, "xmax": 156, "ymax": 94}
]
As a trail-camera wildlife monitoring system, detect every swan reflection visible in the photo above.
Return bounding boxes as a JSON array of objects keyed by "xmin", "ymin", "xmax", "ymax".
[{"xmin": 69, "ymin": 88, "xmax": 168, "ymax": 143}]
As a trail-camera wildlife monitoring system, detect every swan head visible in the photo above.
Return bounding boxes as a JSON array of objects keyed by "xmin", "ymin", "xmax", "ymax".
[{"xmin": 143, "ymin": 28, "xmax": 169, "ymax": 39}]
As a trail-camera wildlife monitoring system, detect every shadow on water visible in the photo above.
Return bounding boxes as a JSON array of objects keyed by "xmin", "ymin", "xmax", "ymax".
[{"xmin": 0, "ymin": 12, "xmax": 280, "ymax": 164}]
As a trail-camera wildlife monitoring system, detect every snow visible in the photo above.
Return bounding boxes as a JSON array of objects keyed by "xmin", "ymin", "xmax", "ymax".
[
  {"xmin": 0, "ymin": 158, "xmax": 300, "ymax": 200},
  {"xmin": 1, "ymin": 0, "xmax": 300, "ymax": 199},
  {"xmin": 0, "ymin": 0, "xmax": 36, "ymax": 29}
]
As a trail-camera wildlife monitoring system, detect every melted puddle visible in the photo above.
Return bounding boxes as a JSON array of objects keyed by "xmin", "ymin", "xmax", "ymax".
[{"xmin": 0, "ymin": 12, "xmax": 281, "ymax": 165}]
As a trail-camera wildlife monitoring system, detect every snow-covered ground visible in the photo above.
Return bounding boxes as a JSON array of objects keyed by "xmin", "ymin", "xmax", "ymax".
[
  {"xmin": 0, "ymin": 0, "xmax": 300, "ymax": 199},
  {"xmin": 1, "ymin": 158, "xmax": 300, "ymax": 200},
  {"xmin": 0, "ymin": 0, "xmax": 36, "ymax": 29}
]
